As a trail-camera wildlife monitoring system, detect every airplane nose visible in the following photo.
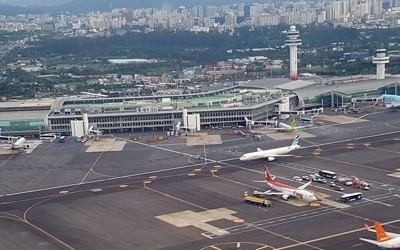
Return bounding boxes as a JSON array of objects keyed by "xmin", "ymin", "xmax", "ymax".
[{"xmin": 314, "ymin": 196, "xmax": 322, "ymax": 202}]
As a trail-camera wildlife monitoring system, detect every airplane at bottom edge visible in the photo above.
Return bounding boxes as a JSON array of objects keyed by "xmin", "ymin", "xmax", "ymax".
[
  {"xmin": 253, "ymin": 167, "xmax": 320, "ymax": 204},
  {"xmin": 359, "ymin": 222, "xmax": 400, "ymax": 249}
]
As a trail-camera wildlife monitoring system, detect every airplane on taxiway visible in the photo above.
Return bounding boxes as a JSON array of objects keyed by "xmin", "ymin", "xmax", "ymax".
[
  {"xmin": 239, "ymin": 134, "xmax": 300, "ymax": 161},
  {"xmin": 253, "ymin": 167, "xmax": 319, "ymax": 204},
  {"xmin": 360, "ymin": 221, "xmax": 400, "ymax": 249}
]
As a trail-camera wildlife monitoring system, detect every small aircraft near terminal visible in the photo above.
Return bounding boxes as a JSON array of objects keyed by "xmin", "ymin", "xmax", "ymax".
[
  {"xmin": 253, "ymin": 167, "xmax": 319, "ymax": 204},
  {"xmin": 240, "ymin": 134, "xmax": 300, "ymax": 161},
  {"xmin": 273, "ymin": 119, "xmax": 311, "ymax": 133},
  {"xmin": 0, "ymin": 136, "xmax": 29, "ymax": 150},
  {"xmin": 380, "ymin": 94, "xmax": 400, "ymax": 110},
  {"xmin": 360, "ymin": 222, "xmax": 400, "ymax": 249},
  {"xmin": 244, "ymin": 117, "xmax": 311, "ymax": 132}
]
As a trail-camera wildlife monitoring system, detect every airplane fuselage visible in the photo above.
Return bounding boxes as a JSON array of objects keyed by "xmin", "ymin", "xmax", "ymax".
[
  {"xmin": 12, "ymin": 137, "xmax": 26, "ymax": 150},
  {"xmin": 240, "ymin": 146, "xmax": 294, "ymax": 161},
  {"xmin": 360, "ymin": 237, "xmax": 400, "ymax": 249},
  {"xmin": 379, "ymin": 238, "xmax": 400, "ymax": 249},
  {"xmin": 267, "ymin": 181, "xmax": 317, "ymax": 203},
  {"xmin": 381, "ymin": 94, "xmax": 400, "ymax": 110}
]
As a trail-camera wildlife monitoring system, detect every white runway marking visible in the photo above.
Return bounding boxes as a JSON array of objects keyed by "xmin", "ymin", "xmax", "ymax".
[{"xmin": 275, "ymin": 218, "xmax": 400, "ymax": 250}]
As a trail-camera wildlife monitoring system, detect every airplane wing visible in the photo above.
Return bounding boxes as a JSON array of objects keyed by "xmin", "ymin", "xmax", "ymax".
[
  {"xmin": 264, "ymin": 154, "xmax": 294, "ymax": 157},
  {"xmin": 359, "ymin": 238, "xmax": 379, "ymax": 246},
  {"xmin": 293, "ymin": 125, "xmax": 310, "ymax": 129},
  {"xmin": 253, "ymin": 190, "xmax": 285, "ymax": 196},
  {"xmin": 297, "ymin": 181, "xmax": 312, "ymax": 190},
  {"xmin": 265, "ymin": 127, "xmax": 291, "ymax": 131}
]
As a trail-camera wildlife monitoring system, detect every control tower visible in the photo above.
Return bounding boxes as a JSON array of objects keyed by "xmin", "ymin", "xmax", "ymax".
[
  {"xmin": 285, "ymin": 25, "xmax": 301, "ymax": 80},
  {"xmin": 372, "ymin": 49, "xmax": 389, "ymax": 79}
]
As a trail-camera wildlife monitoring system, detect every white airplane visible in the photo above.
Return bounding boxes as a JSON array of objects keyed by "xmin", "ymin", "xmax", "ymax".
[
  {"xmin": 88, "ymin": 125, "xmax": 102, "ymax": 141},
  {"xmin": 12, "ymin": 137, "xmax": 28, "ymax": 149},
  {"xmin": 175, "ymin": 121, "xmax": 193, "ymax": 132},
  {"xmin": 380, "ymin": 94, "xmax": 400, "ymax": 110},
  {"xmin": 274, "ymin": 119, "xmax": 311, "ymax": 133},
  {"xmin": 245, "ymin": 117, "xmax": 310, "ymax": 132},
  {"xmin": 89, "ymin": 125, "xmax": 102, "ymax": 135},
  {"xmin": 244, "ymin": 117, "xmax": 277, "ymax": 129},
  {"xmin": 253, "ymin": 167, "xmax": 319, "ymax": 204},
  {"xmin": 360, "ymin": 222, "xmax": 400, "ymax": 249},
  {"xmin": 0, "ymin": 136, "xmax": 29, "ymax": 150},
  {"xmin": 240, "ymin": 134, "xmax": 300, "ymax": 161}
]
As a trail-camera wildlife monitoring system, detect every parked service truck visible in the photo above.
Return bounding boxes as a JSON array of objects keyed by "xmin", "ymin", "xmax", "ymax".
[{"xmin": 243, "ymin": 192, "xmax": 271, "ymax": 207}]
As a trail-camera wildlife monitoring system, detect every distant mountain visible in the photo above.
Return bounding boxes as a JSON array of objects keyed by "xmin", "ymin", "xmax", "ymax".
[{"xmin": 0, "ymin": 5, "xmax": 30, "ymax": 15}]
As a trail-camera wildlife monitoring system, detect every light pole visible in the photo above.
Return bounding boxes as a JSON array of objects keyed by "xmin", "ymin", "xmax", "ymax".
[
  {"xmin": 203, "ymin": 143, "xmax": 207, "ymax": 166},
  {"xmin": 336, "ymin": 86, "xmax": 339, "ymax": 108}
]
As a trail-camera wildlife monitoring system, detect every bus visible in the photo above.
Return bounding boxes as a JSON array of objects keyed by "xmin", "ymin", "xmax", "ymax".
[
  {"xmin": 40, "ymin": 133, "xmax": 57, "ymax": 141},
  {"xmin": 339, "ymin": 192, "xmax": 362, "ymax": 203},
  {"xmin": 318, "ymin": 170, "xmax": 337, "ymax": 179}
]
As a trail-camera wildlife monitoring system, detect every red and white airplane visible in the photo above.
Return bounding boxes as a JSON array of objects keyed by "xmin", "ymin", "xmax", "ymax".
[
  {"xmin": 253, "ymin": 167, "xmax": 319, "ymax": 204},
  {"xmin": 360, "ymin": 222, "xmax": 400, "ymax": 249}
]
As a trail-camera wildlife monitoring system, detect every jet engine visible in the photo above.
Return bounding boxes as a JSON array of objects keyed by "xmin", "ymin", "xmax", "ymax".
[
  {"xmin": 267, "ymin": 156, "xmax": 276, "ymax": 161},
  {"xmin": 281, "ymin": 194, "xmax": 290, "ymax": 200}
]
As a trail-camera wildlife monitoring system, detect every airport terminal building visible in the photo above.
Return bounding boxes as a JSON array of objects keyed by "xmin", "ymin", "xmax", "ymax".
[
  {"xmin": 47, "ymin": 85, "xmax": 283, "ymax": 134},
  {"xmin": 1, "ymin": 76, "xmax": 399, "ymax": 136}
]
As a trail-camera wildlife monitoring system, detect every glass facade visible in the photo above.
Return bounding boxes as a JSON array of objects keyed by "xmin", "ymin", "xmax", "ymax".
[{"xmin": 0, "ymin": 119, "xmax": 45, "ymax": 133}]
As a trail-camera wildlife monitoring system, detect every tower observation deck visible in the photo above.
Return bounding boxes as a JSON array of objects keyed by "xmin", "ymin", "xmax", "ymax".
[
  {"xmin": 372, "ymin": 49, "xmax": 389, "ymax": 80},
  {"xmin": 285, "ymin": 25, "xmax": 302, "ymax": 80}
]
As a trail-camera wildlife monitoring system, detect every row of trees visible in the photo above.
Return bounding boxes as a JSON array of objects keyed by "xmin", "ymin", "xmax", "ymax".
[{"xmin": 3, "ymin": 25, "xmax": 400, "ymax": 98}]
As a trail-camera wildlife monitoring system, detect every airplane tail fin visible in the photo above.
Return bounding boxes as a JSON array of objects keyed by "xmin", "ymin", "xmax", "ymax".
[
  {"xmin": 374, "ymin": 222, "xmax": 391, "ymax": 242},
  {"xmin": 264, "ymin": 166, "xmax": 275, "ymax": 181},
  {"xmin": 244, "ymin": 117, "xmax": 250, "ymax": 128},
  {"xmin": 290, "ymin": 135, "xmax": 300, "ymax": 148},
  {"xmin": 291, "ymin": 117, "xmax": 297, "ymax": 129}
]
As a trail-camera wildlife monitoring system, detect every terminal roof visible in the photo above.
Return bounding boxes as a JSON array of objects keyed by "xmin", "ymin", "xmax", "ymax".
[{"xmin": 275, "ymin": 80, "xmax": 315, "ymax": 90}]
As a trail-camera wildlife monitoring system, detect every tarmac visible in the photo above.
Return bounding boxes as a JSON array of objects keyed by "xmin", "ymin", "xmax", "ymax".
[{"xmin": 0, "ymin": 110, "xmax": 400, "ymax": 250}]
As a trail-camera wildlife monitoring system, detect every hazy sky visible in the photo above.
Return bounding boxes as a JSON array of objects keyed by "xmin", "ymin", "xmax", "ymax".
[{"xmin": 0, "ymin": 0, "xmax": 72, "ymax": 6}]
